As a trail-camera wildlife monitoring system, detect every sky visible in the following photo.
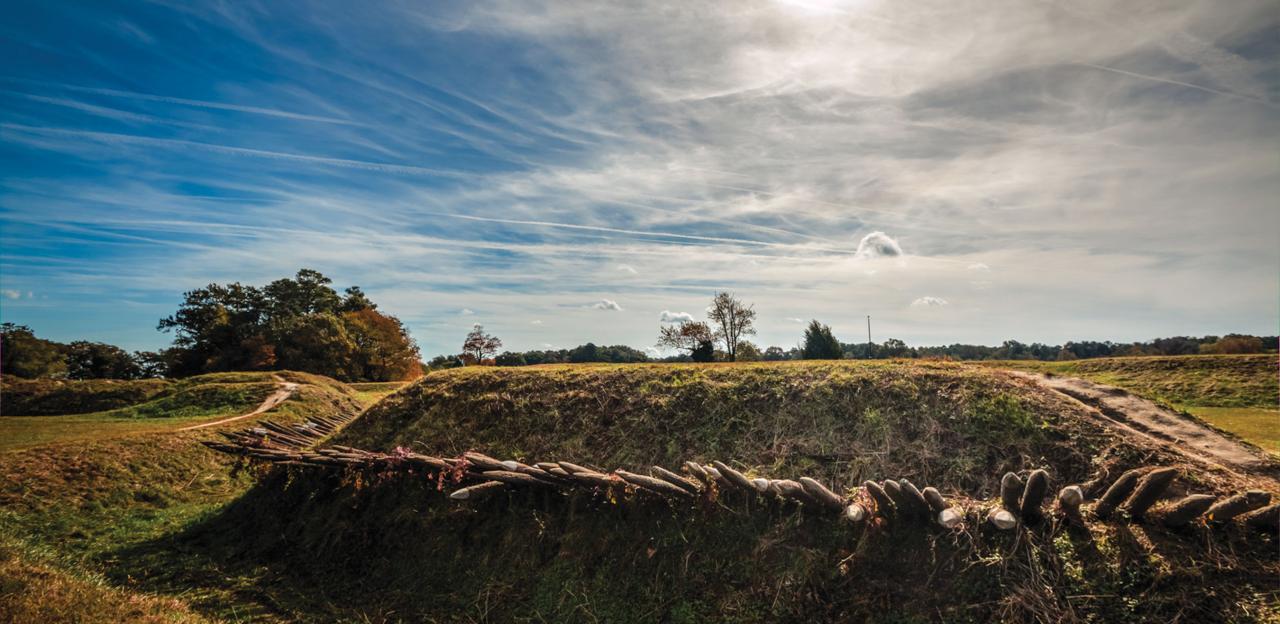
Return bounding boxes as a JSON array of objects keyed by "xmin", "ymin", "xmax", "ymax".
[{"xmin": 1, "ymin": 0, "xmax": 1278, "ymax": 357}]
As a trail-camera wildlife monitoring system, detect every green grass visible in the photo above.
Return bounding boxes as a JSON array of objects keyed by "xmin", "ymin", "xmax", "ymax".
[
  {"xmin": 1184, "ymin": 407, "xmax": 1280, "ymax": 454},
  {"xmin": 348, "ymin": 380, "xmax": 409, "ymax": 406},
  {"xmin": 1, "ymin": 377, "xmax": 172, "ymax": 416},
  {"xmin": 0, "ymin": 371, "xmax": 365, "ymax": 623},
  {"xmin": 983, "ymin": 354, "xmax": 1279, "ymax": 454}
]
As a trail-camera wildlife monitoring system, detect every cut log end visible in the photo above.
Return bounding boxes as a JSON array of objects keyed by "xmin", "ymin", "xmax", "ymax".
[
  {"xmin": 988, "ymin": 508, "xmax": 1018, "ymax": 530},
  {"xmin": 938, "ymin": 507, "xmax": 963, "ymax": 529}
]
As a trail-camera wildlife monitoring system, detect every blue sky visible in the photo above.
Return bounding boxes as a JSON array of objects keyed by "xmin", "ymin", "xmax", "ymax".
[{"xmin": 2, "ymin": 1, "xmax": 1278, "ymax": 357}]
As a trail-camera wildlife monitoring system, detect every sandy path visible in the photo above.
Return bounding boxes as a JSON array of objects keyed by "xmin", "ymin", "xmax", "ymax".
[
  {"xmin": 1014, "ymin": 372, "xmax": 1272, "ymax": 474},
  {"xmin": 176, "ymin": 378, "xmax": 299, "ymax": 432}
]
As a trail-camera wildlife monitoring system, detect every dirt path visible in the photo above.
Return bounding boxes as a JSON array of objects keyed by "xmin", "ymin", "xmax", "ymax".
[
  {"xmin": 1014, "ymin": 372, "xmax": 1272, "ymax": 474},
  {"xmin": 176, "ymin": 378, "xmax": 298, "ymax": 432}
]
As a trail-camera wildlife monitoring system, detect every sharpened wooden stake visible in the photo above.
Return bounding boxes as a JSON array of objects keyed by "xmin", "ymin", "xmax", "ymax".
[
  {"xmin": 1160, "ymin": 494, "xmax": 1216, "ymax": 527},
  {"xmin": 1019, "ymin": 469, "xmax": 1049, "ymax": 520},
  {"xmin": 1206, "ymin": 491, "xmax": 1272, "ymax": 524},
  {"xmin": 1122, "ymin": 467, "xmax": 1178, "ymax": 519},
  {"xmin": 897, "ymin": 479, "xmax": 932, "ymax": 521},
  {"xmin": 863, "ymin": 481, "xmax": 896, "ymax": 518},
  {"xmin": 750, "ymin": 478, "xmax": 770, "ymax": 493},
  {"xmin": 1057, "ymin": 485, "xmax": 1084, "ymax": 517},
  {"xmin": 712, "ymin": 461, "xmax": 757, "ymax": 493},
  {"xmin": 1094, "ymin": 468, "xmax": 1146, "ymax": 519},
  {"xmin": 987, "ymin": 508, "xmax": 1017, "ymax": 530},
  {"xmin": 799, "ymin": 477, "xmax": 846, "ymax": 511},
  {"xmin": 651, "ymin": 465, "xmax": 702, "ymax": 495},
  {"xmin": 922, "ymin": 487, "xmax": 947, "ymax": 514},
  {"xmin": 616, "ymin": 470, "xmax": 694, "ymax": 498},
  {"xmin": 1000, "ymin": 472, "xmax": 1023, "ymax": 512},
  {"xmin": 450, "ymin": 481, "xmax": 506, "ymax": 500},
  {"xmin": 768, "ymin": 479, "xmax": 812, "ymax": 504},
  {"xmin": 1242, "ymin": 503, "xmax": 1280, "ymax": 531},
  {"xmin": 937, "ymin": 508, "xmax": 963, "ymax": 529},
  {"xmin": 480, "ymin": 470, "xmax": 558, "ymax": 487},
  {"xmin": 844, "ymin": 503, "xmax": 867, "ymax": 523}
]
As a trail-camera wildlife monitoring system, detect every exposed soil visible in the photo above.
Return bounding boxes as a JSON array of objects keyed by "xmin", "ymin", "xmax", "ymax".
[{"xmin": 1015, "ymin": 371, "xmax": 1276, "ymax": 479}]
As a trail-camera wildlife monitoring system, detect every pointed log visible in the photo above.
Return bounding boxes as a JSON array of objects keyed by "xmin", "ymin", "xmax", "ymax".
[
  {"xmin": 768, "ymin": 479, "xmax": 814, "ymax": 505},
  {"xmin": 896, "ymin": 480, "xmax": 932, "ymax": 521},
  {"xmin": 616, "ymin": 470, "xmax": 694, "ymax": 498},
  {"xmin": 480, "ymin": 470, "xmax": 559, "ymax": 488},
  {"xmin": 882, "ymin": 480, "xmax": 908, "ymax": 512},
  {"xmin": 557, "ymin": 461, "xmax": 593, "ymax": 474},
  {"xmin": 1057, "ymin": 486, "xmax": 1084, "ymax": 516},
  {"xmin": 922, "ymin": 487, "xmax": 947, "ymax": 514},
  {"xmin": 1242, "ymin": 503, "xmax": 1280, "ymax": 531},
  {"xmin": 750, "ymin": 478, "xmax": 770, "ymax": 493},
  {"xmin": 988, "ymin": 508, "xmax": 1017, "ymax": 530},
  {"xmin": 1206, "ymin": 491, "xmax": 1272, "ymax": 524},
  {"xmin": 450, "ymin": 481, "xmax": 506, "ymax": 501},
  {"xmin": 863, "ymin": 481, "xmax": 896, "ymax": 518},
  {"xmin": 1160, "ymin": 494, "xmax": 1217, "ymax": 527},
  {"xmin": 1122, "ymin": 467, "xmax": 1178, "ymax": 519},
  {"xmin": 712, "ymin": 461, "xmax": 757, "ymax": 493},
  {"xmin": 938, "ymin": 508, "xmax": 963, "ymax": 529},
  {"xmin": 843, "ymin": 502, "xmax": 867, "ymax": 523},
  {"xmin": 650, "ymin": 465, "xmax": 701, "ymax": 494},
  {"xmin": 799, "ymin": 477, "xmax": 846, "ymax": 511},
  {"xmin": 1020, "ymin": 469, "xmax": 1050, "ymax": 520},
  {"xmin": 1094, "ymin": 468, "xmax": 1146, "ymax": 519},
  {"xmin": 1000, "ymin": 472, "xmax": 1023, "ymax": 513}
]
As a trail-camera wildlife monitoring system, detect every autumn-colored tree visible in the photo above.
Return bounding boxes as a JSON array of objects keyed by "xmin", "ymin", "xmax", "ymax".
[
  {"xmin": 344, "ymin": 308, "xmax": 423, "ymax": 380},
  {"xmin": 462, "ymin": 325, "xmax": 502, "ymax": 364},
  {"xmin": 657, "ymin": 321, "xmax": 715, "ymax": 361},
  {"xmin": 707, "ymin": 292, "xmax": 756, "ymax": 361}
]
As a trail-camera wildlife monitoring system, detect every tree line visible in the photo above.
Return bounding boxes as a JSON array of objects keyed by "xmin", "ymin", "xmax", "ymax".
[
  {"xmin": 3, "ymin": 283, "xmax": 1275, "ymax": 381},
  {"xmin": 2, "ymin": 269, "xmax": 422, "ymax": 382}
]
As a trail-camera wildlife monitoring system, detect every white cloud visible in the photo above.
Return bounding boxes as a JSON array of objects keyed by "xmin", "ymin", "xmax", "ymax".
[
  {"xmin": 911, "ymin": 296, "xmax": 949, "ymax": 307},
  {"xmin": 459, "ymin": 308, "xmax": 475, "ymax": 315},
  {"xmin": 855, "ymin": 231, "xmax": 903, "ymax": 259},
  {"xmin": 617, "ymin": 264, "xmax": 638, "ymax": 274},
  {"xmin": 2, "ymin": 290, "xmax": 21, "ymax": 300},
  {"xmin": 659, "ymin": 310, "xmax": 695, "ymax": 323},
  {"xmin": 967, "ymin": 263, "xmax": 990, "ymax": 272},
  {"xmin": 531, "ymin": 319, "xmax": 543, "ymax": 325},
  {"xmin": 591, "ymin": 299, "xmax": 623, "ymax": 311},
  {"xmin": 786, "ymin": 317, "xmax": 806, "ymax": 323}
]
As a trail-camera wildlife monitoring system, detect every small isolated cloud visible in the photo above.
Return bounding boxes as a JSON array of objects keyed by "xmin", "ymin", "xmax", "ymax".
[
  {"xmin": 660, "ymin": 310, "xmax": 695, "ymax": 323},
  {"xmin": 2, "ymin": 289, "xmax": 21, "ymax": 300},
  {"xmin": 617, "ymin": 264, "xmax": 638, "ymax": 275},
  {"xmin": 786, "ymin": 317, "xmax": 806, "ymax": 323},
  {"xmin": 531, "ymin": 319, "xmax": 543, "ymax": 325},
  {"xmin": 967, "ymin": 263, "xmax": 990, "ymax": 272},
  {"xmin": 911, "ymin": 296, "xmax": 949, "ymax": 307},
  {"xmin": 459, "ymin": 308, "xmax": 475, "ymax": 315},
  {"xmin": 855, "ymin": 231, "xmax": 902, "ymax": 259},
  {"xmin": 591, "ymin": 299, "xmax": 623, "ymax": 311},
  {"xmin": 644, "ymin": 346, "xmax": 661, "ymax": 357}
]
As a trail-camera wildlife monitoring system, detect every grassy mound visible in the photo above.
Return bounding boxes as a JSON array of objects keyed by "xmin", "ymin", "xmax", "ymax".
[
  {"xmin": 137, "ymin": 361, "xmax": 1275, "ymax": 623},
  {"xmin": 0, "ymin": 371, "xmax": 365, "ymax": 622},
  {"xmin": 990, "ymin": 354, "xmax": 1278, "ymax": 409},
  {"xmin": 1, "ymin": 377, "xmax": 172, "ymax": 416}
]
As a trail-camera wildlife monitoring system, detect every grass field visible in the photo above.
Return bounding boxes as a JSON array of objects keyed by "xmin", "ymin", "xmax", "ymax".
[{"xmin": 984, "ymin": 354, "xmax": 1278, "ymax": 453}]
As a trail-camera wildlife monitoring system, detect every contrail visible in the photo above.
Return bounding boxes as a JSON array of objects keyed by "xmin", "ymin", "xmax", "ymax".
[
  {"xmin": 0, "ymin": 76, "xmax": 364, "ymax": 125},
  {"xmin": 1076, "ymin": 62, "xmax": 1277, "ymax": 109}
]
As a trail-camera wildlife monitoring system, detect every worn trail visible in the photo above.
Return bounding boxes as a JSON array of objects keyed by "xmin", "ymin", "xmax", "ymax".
[
  {"xmin": 177, "ymin": 376, "xmax": 299, "ymax": 432},
  {"xmin": 1014, "ymin": 372, "xmax": 1273, "ymax": 475}
]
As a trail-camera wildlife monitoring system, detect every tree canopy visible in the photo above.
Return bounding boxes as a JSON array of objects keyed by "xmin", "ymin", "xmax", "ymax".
[{"xmin": 157, "ymin": 269, "xmax": 421, "ymax": 381}]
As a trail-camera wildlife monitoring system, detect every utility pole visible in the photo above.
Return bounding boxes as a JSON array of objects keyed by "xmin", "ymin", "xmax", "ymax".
[{"xmin": 866, "ymin": 315, "xmax": 872, "ymax": 359}]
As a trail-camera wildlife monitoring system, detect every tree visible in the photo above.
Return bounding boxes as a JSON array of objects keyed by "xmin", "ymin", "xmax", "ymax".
[
  {"xmin": 63, "ymin": 341, "xmax": 143, "ymax": 379},
  {"xmin": 801, "ymin": 320, "xmax": 843, "ymax": 359},
  {"xmin": 343, "ymin": 308, "xmax": 423, "ymax": 380},
  {"xmin": 462, "ymin": 324, "xmax": 502, "ymax": 363},
  {"xmin": 708, "ymin": 292, "xmax": 756, "ymax": 361},
  {"xmin": 0, "ymin": 323, "xmax": 66, "ymax": 378},
  {"xmin": 736, "ymin": 341, "xmax": 762, "ymax": 361},
  {"xmin": 690, "ymin": 339, "xmax": 715, "ymax": 362},
  {"xmin": 762, "ymin": 346, "xmax": 789, "ymax": 361},
  {"xmin": 657, "ymin": 321, "xmax": 715, "ymax": 358}
]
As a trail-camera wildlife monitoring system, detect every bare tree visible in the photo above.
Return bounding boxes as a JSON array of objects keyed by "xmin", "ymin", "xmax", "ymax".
[
  {"xmin": 656, "ymin": 321, "xmax": 715, "ymax": 361},
  {"xmin": 707, "ymin": 292, "xmax": 756, "ymax": 361},
  {"xmin": 462, "ymin": 324, "xmax": 502, "ymax": 364}
]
